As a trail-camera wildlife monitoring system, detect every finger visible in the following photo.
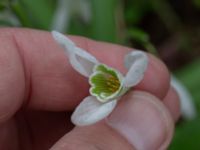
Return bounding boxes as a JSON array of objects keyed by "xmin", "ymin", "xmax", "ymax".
[
  {"xmin": 0, "ymin": 33, "xmax": 25, "ymax": 123},
  {"xmin": 50, "ymin": 91, "xmax": 174, "ymax": 150},
  {"xmin": 16, "ymin": 111, "xmax": 73, "ymax": 149},
  {"xmin": 0, "ymin": 28, "xmax": 169, "ymax": 115},
  {"xmin": 163, "ymin": 86, "xmax": 181, "ymax": 122},
  {"xmin": 0, "ymin": 119, "xmax": 18, "ymax": 150}
]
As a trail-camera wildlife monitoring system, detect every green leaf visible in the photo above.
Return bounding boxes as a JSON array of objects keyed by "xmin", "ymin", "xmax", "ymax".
[
  {"xmin": 90, "ymin": 0, "xmax": 118, "ymax": 42},
  {"xmin": 128, "ymin": 28, "xmax": 158, "ymax": 55},
  {"xmin": 68, "ymin": 18, "xmax": 92, "ymax": 37},
  {"xmin": 0, "ymin": 3, "xmax": 6, "ymax": 10},
  {"xmin": 0, "ymin": 0, "xmax": 9, "ymax": 10},
  {"xmin": 128, "ymin": 28, "xmax": 149, "ymax": 43},
  {"xmin": 10, "ymin": 0, "xmax": 56, "ymax": 29},
  {"xmin": 124, "ymin": 0, "xmax": 151, "ymax": 25},
  {"xmin": 0, "ymin": 19, "xmax": 15, "ymax": 26}
]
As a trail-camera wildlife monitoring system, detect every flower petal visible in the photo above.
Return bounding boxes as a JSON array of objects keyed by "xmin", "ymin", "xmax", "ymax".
[
  {"xmin": 171, "ymin": 76, "xmax": 196, "ymax": 120},
  {"xmin": 52, "ymin": 31, "xmax": 99, "ymax": 77},
  {"xmin": 123, "ymin": 50, "xmax": 148, "ymax": 87},
  {"xmin": 71, "ymin": 96, "xmax": 117, "ymax": 126},
  {"xmin": 52, "ymin": 30, "xmax": 76, "ymax": 51}
]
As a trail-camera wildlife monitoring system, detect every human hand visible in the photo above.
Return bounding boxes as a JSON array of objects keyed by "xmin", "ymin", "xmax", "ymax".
[{"xmin": 0, "ymin": 28, "xmax": 180, "ymax": 150}]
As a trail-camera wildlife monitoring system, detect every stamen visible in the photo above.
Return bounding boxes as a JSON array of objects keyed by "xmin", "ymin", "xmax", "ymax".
[{"xmin": 106, "ymin": 76, "xmax": 120, "ymax": 92}]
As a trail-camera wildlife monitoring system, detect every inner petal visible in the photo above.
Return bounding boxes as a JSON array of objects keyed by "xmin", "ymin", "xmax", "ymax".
[{"xmin": 89, "ymin": 64, "xmax": 122, "ymax": 102}]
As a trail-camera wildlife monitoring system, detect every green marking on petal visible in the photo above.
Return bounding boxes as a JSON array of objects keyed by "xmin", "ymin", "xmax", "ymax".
[{"xmin": 89, "ymin": 64, "xmax": 123, "ymax": 102}]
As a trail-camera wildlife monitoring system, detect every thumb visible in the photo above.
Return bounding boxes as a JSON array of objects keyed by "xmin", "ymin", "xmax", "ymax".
[{"xmin": 50, "ymin": 91, "xmax": 174, "ymax": 150}]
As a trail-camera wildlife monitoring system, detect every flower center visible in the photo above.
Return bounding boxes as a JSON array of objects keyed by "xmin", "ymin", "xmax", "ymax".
[
  {"xmin": 106, "ymin": 75, "xmax": 120, "ymax": 93},
  {"xmin": 89, "ymin": 64, "xmax": 122, "ymax": 102}
]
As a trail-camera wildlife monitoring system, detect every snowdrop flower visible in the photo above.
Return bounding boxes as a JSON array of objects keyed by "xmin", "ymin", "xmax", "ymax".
[{"xmin": 52, "ymin": 31, "xmax": 148, "ymax": 126}]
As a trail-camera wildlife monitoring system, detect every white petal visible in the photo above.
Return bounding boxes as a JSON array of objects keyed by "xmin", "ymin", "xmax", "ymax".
[
  {"xmin": 171, "ymin": 76, "xmax": 196, "ymax": 120},
  {"xmin": 71, "ymin": 96, "xmax": 117, "ymax": 126},
  {"xmin": 123, "ymin": 50, "xmax": 148, "ymax": 87},
  {"xmin": 52, "ymin": 31, "xmax": 99, "ymax": 77},
  {"xmin": 52, "ymin": 31, "xmax": 76, "ymax": 51}
]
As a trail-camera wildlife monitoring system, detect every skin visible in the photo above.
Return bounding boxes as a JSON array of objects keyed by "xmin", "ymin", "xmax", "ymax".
[{"xmin": 0, "ymin": 28, "xmax": 180, "ymax": 150}]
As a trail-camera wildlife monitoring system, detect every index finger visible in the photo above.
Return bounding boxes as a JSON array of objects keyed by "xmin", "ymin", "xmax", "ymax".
[{"xmin": 0, "ymin": 28, "xmax": 170, "ymax": 122}]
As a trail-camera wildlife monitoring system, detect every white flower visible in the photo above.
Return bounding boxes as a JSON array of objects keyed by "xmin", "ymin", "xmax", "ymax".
[{"xmin": 51, "ymin": 31, "xmax": 148, "ymax": 126}]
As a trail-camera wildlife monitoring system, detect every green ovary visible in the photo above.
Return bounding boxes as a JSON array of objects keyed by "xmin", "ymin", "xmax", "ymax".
[{"xmin": 89, "ymin": 64, "xmax": 121, "ymax": 102}]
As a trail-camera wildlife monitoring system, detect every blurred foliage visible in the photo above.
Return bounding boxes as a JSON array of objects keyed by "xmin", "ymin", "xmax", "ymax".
[
  {"xmin": 10, "ymin": 0, "xmax": 55, "ymax": 29},
  {"xmin": 169, "ymin": 118, "xmax": 200, "ymax": 149},
  {"xmin": 193, "ymin": 0, "xmax": 200, "ymax": 8},
  {"xmin": 170, "ymin": 59, "xmax": 200, "ymax": 149},
  {"xmin": 0, "ymin": 0, "xmax": 200, "ymax": 149},
  {"xmin": 90, "ymin": 0, "xmax": 118, "ymax": 42},
  {"xmin": 127, "ymin": 27, "xmax": 158, "ymax": 55},
  {"xmin": 175, "ymin": 59, "xmax": 200, "ymax": 114}
]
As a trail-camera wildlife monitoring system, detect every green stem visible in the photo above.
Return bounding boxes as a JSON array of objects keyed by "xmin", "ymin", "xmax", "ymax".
[{"xmin": 91, "ymin": 0, "xmax": 118, "ymax": 42}]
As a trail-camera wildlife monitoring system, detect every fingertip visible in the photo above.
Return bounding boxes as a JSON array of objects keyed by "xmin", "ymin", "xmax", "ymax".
[
  {"xmin": 52, "ymin": 91, "xmax": 175, "ymax": 150},
  {"xmin": 107, "ymin": 91, "xmax": 174, "ymax": 150},
  {"xmin": 163, "ymin": 86, "xmax": 181, "ymax": 122}
]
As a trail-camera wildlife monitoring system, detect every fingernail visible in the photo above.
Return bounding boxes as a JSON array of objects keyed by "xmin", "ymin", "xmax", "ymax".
[{"xmin": 106, "ymin": 91, "xmax": 174, "ymax": 150}]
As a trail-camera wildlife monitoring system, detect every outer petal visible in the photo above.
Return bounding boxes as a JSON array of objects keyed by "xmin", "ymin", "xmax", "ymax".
[
  {"xmin": 52, "ymin": 31, "xmax": 99, "ymax": 77},
  {"xmin": 52, "ymin": 30, "xmax": 75, "ymax": 51},
  {"xmin": 171, "ymin": 76, "xmax": 196, "ymax": 120},
  {"xmin": 71, "ymin": 96, "xmax": 117, "ymax": 126},
  {"xmin": 123, "ymin": 50, "xmax": 148, "ymax": 87}
]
